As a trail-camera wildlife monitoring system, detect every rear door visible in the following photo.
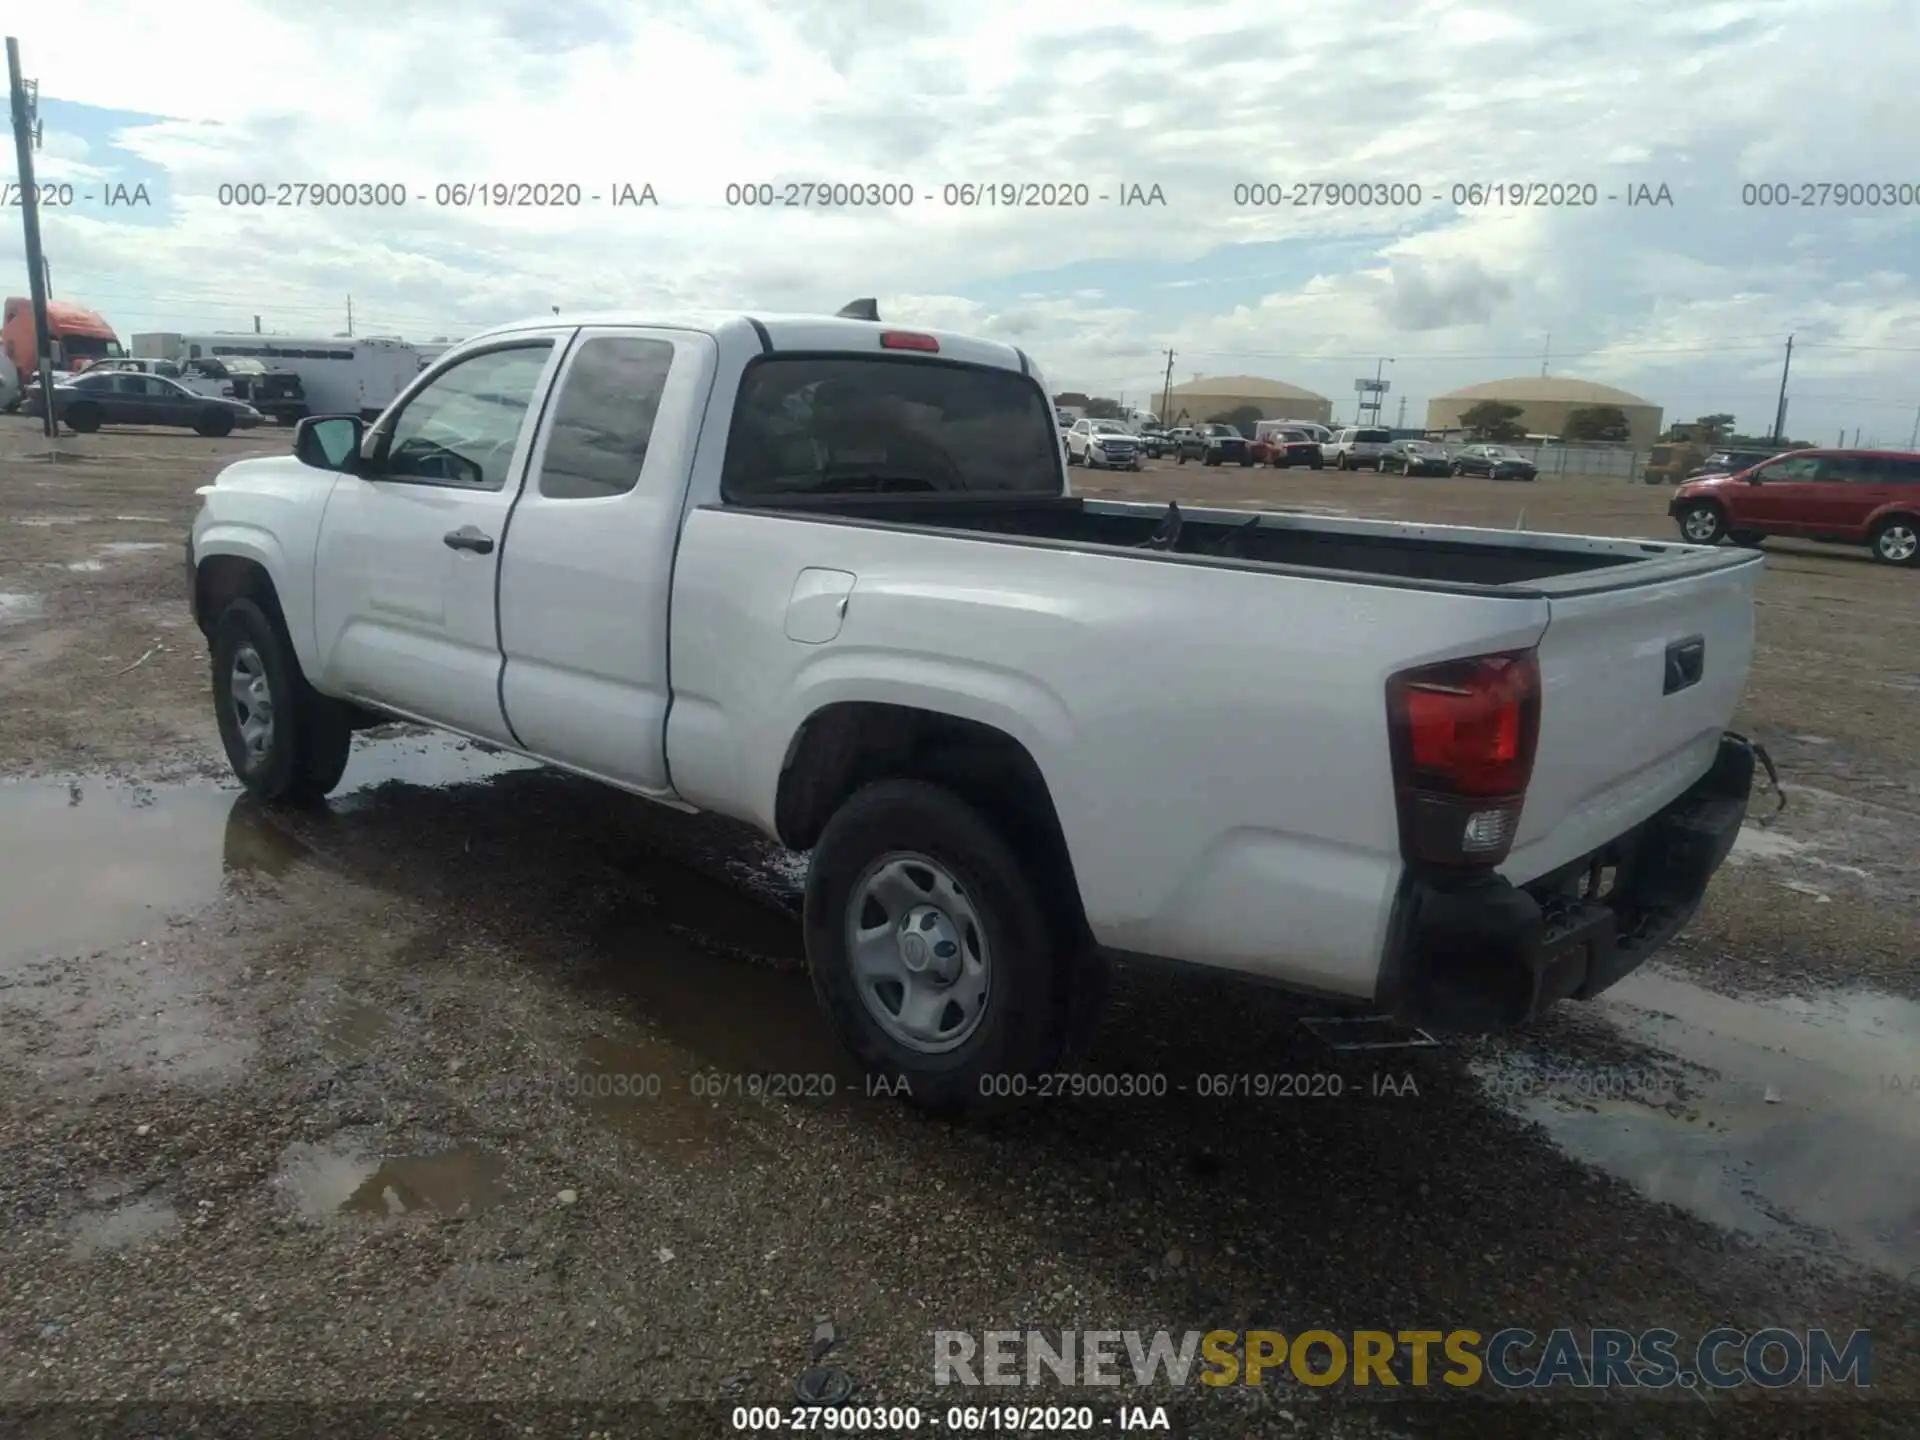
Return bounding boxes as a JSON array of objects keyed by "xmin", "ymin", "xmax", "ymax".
[
  {"xmin": 311, "ymin": 334, "xmax": 568, "ymax": 740},
  {"xmin": 1823, "ymin": 453, "xmax": 1898, "ymax": 538},
  {"xmin": 496, "ymin": 327, "xmax": 714, "ymax": 795},
  {"xmin": 1505, "ymin": 554, "xmax": 1760, "ymax": 882}
]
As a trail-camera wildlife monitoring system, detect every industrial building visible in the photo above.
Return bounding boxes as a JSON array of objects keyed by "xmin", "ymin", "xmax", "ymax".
[
  {"xmin": 1426, "ymin": 377, "xmax": 1663, "ymax": 450},
  {"xmin": 1161, "ymin": 375, "xmax": 1334, "ymax": 427}
]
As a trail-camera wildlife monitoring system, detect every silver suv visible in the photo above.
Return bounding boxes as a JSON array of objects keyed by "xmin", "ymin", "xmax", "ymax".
[{"xmin": 1327, "ymin": 426, "xmax": 1392, "ymax": 471}]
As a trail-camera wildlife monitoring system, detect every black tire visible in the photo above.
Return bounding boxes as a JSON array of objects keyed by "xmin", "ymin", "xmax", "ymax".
[
  {"xmin": 1177, "ymin": 453, "xmax": 1188, "ymax": 465},
  {"xmin": 1676, "ymin": 501, "xmax": 1727, "ymax": 547},
  {"xmin": 64, "ymin": 403, "xmax": 102, "ymax": 434},
  {"xmin": 804, "ymin": 780, "xmax": 1071, "ymax": 1114},
  {"xmin": 1869, "ymin": 514, "xmax": 1920, "ymax": 567},
  {"xmin": 1450, "ymin": 462, "xmax": 1465, "ymax": 477},
  {"xmin": 210, "ymin": 597, "xmax": 352, "ymax": 806},
  {"xmin": 1310, "ymin": 459, "xmax": 1323, "ymax": 470},
  {"xmin": 1336, "ymin": 454, "xmax": 1348, "ymax": 471},
  {"xmin": 1238, "ymin": 456, "xmax": 1253, "ymax": 467},
  {"xmin": 196, "ymin": 408, "xmax": 235, "ymax": 438}
]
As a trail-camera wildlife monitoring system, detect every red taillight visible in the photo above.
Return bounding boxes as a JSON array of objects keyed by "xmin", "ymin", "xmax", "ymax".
[
  {"xmin": 879, "ymin": 331, "xmax": 939, "ymax": 352},
  {"xmin": 1386, "ymin": 650, "xmax": 1541, "ymax": 866}
]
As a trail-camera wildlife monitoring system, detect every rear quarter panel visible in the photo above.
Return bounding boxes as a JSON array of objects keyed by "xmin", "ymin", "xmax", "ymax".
[{"xmin": 666, "ymin": 507, "xmax": 1551, "ymax": 996}]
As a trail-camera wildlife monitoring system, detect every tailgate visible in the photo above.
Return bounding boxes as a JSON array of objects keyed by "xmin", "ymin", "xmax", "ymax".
[{"xmin": 1503, "ymin": 555, "xmax": 1760, "ymax": 883}]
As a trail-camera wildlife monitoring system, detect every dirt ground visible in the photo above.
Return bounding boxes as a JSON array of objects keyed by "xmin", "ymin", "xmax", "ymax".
[{"xmin": 1, "ymin": 418, "xmax": 1916, "ymax": 1438}]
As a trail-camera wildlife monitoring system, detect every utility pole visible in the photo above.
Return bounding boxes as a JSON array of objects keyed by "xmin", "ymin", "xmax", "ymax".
[
  {"xmin": 1159, "ymin": 348, "xmax": 1175, "ymax": 424},
  {"xmin": 7, "ymin": 37, "xmax": 58, "ymax": 438},
  {"xmin": 1908, "ymin": 405, "xmax": 1918, "ymax": 450},
  {"xmin": 1541, "ymin": 331, "xmax": 1550, "ymax": 377},
  {"xmin": 40, "ymin": 254, "xmax": 50, "ymax": 298},
  {"xmin": 1769, "ymin": 334, "xmax": 1793, "ymax": 443},
  {"xmin": 253, "ymin": 314, "xmax": 261, "ymax": 334},
  {"xmin": 346, "ymin": 295, "xmax": 354, "ymax": 336},
  {"xmin": 1852, "ymin": 427, "xmax": 1861, "ymax": 447},
  {"xmin": 1396, "ymin": 394, "xmax": 1407, "ymax": 428}
]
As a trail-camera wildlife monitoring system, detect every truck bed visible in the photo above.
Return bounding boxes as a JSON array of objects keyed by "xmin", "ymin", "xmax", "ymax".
[{"xmin": 726, "ymin": 495, "xmax": 1740, "ymax": 593}]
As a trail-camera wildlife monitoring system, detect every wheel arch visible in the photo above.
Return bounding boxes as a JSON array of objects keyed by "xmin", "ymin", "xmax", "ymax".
[
  {"xmin": 775, "ymin": 700, "xmax": 1091, "ymax": 948},
  {"xmin": 191, "ymin": 531, "xmax": 317, "ymax": 673}
]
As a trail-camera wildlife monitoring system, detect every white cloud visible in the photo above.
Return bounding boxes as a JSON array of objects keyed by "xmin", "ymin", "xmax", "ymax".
[{"xmin": 6, "ymin": 0, "xmax": 1918, "ymax": 442}]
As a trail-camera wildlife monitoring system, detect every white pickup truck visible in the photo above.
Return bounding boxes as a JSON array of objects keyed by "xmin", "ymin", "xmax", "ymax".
[{"xmin": 187, "ymin": 303, "xmax": 1768, "ymax": 1109}]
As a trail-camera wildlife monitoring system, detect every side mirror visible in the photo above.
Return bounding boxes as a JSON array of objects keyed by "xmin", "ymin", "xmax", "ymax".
[{"xmin": 294, "ymin": 414, "xmax": 363, "ymax": 471}]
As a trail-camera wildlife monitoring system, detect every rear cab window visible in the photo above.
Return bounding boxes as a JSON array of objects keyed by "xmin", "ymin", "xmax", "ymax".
[{"xmin": 722, "ymin": 356, "xmax": 1061, "ymax": 501}]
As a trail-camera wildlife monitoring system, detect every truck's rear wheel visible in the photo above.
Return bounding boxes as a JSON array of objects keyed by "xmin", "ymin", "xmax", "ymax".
[
  {"xmin": 1678, "ymin": 501, "xmax": 1727, "ymax": 545},
  {"xmin": 804, "ymin": 779, "xmax": 1068, "ymax": 1114},
  {"xmin": 210, "ymin": 597, "xmax": 352, "ymax": 806}
]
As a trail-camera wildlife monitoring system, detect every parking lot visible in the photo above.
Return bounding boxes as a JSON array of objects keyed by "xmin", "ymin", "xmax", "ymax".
[{"xmin": 1, "ymin": 420, "xmax": 1916, "ymax": 1436}]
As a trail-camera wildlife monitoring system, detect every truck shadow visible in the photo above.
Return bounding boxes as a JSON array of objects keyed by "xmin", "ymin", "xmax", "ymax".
[{"xmin": 231, "ymin": 734, "xmax": 1916, "ymax": 1383}]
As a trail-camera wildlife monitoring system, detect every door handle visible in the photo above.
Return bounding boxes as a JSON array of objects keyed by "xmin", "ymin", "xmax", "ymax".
[{"xmin": 443, "ymin": 526, "xmax": 495, "ymax": 554}]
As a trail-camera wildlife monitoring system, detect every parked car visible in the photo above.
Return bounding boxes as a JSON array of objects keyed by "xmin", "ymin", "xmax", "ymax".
[
  {"xmin": 1164, "ymin": 425, "xmax": 1196, "ymax": 455},
  {"xmin": 1135, "ymin": 423, "xmax": 1170, "ymax": 458},
  {"xmin": 1669, "ymin": 448, "xmax": 1920, "ymax": 566},
  {"xmin": 1066, "ymin": 418, "xmax": 1142, "ymax": 470},
  {"xmin": 1250, "ymin": 421, "xmax": 1324, "ymax": 469},
  {"xmin": 24, "ymin": 368, "xmax": 265, "ymax": 435},
  {"xmin": 1381, "ymin": 439, "xmax": 1452, "ymax": 476},
  {"xmin": 1326, "ymin": 426, "xmax": 1393, "ymax": 471},
  {"xmin": 185, "ymin": 302, "xmax": 1765, "ymax": 1107},
  {"xmin": 178, "ymin": 356, "xmax": 310, "ymax": 425},
  {"xmin": 1693, "ymin": 448, "xmax": 1783, "ymax": 478},
  {"xmin": 1452, "ymin": 445, "xmax": 1539, "ymax": 482},
  {"xmin": 1177, "ymin": 423, "xmax": 1251, "ymax": 466}
]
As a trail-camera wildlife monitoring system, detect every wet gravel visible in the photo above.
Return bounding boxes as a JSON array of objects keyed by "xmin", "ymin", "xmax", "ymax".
[{"xmin": 2, "ymin": 421, "xmax": 1917, "ymax": 1438}]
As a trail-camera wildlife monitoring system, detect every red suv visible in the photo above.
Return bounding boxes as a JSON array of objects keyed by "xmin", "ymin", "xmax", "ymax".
[{"xmin": 1669, "ymin": 449, "xmax": 1920, "ymax": 567}]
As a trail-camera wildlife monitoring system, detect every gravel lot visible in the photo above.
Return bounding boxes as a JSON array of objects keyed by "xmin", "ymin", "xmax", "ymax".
[{"xmin": 1, "ymin": 420, "xmax": 1915, "ymax": 1438}]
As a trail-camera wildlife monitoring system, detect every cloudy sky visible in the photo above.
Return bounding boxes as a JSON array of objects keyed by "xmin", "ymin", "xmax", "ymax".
[{"xmin": 10, "ymin": 0, "xmax": 1920, "ymax": 443}]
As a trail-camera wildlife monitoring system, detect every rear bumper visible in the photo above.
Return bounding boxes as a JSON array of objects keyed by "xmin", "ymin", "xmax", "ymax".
[{"xmin": 1377, "ymin": 730, "xmax": 1757, "ymax": 1034}]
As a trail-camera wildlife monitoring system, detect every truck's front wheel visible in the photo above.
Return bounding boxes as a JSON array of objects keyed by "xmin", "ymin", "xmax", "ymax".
[
  {"xmin": 210, "ymin": 597, "xmax": 352, "ymax": 806},
  {"xmin": 804, "ymin": 780, "xmax": 1067, "ymax": 1114}
]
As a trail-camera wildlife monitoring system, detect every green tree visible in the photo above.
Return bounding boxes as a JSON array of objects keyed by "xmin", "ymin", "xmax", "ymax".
[
  {"xmin": 1563, "ymin": 405, "xmax": 1631, "ymax": 442},
  {"xmin": 1084, "ymin": 396, "xmax": 1126, "ymax": 420},
  {"xmin": 1458, "ymin": 400, "xmax": 1526, "ymax": 442},
  {"xmin": 1207, "ymin": 405, "xmax": 1265, "ymax": 435},
  {"xmin": 1692, "ymin": 413, "xmax": 1736, "ymax": 442}
]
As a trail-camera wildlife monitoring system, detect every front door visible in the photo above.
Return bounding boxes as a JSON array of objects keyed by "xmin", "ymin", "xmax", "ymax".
[
  {"xmin": 1732, "ymin": 452, "xmax": 1827, "ymax": 533},
  {"xmin": 310, "ymin": 335, "xmax": 569, "ymax": 741}
]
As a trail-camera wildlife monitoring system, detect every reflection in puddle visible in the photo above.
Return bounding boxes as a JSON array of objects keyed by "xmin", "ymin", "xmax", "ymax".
[
  {"xmin": 0, "ymin": 780, "xmax": 305, "ymax": 974},
  {"xmin": 72, "ymin": 1197, "xmax": 180, "ymax": 1257},
  {"xmin": 333, "ymin": 730, "xmax": 538, "ymax": 801},
  {"xmin": 317, "ymin": 996, "xmax": 390, "ymax": 1059},
  {"xmin": 1510, "ymin": 969, "xmax": 1920, "ymax": 1276},
  {"xmin": 0, "ymin": 591, "xmax": 44, "ymax": 623},
  {"xmin": 275, "ymin": 1136, "xmax": 507, "ymax": 1218}
]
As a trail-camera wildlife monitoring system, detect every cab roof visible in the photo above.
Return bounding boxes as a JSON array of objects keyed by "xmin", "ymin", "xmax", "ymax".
[{"xmin": 462, "ymin": 309, "xmax": 1035, "ymax": 376}]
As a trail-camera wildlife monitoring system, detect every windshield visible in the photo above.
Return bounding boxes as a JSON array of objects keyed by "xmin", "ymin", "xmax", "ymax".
[{"xmin": 724, "ymin": 357, "xmax": 1060, "ymax": 500}]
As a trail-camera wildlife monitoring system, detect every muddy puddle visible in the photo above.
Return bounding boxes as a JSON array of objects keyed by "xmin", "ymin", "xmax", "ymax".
[
  {"xmin": 0, "ymin": 591, "xmax": 45, "ymax": 623},
  {"xmin": 72, "ymin": 1196, "xmax": 181, "ymax": 1257},
  {"xmin": 1496, "ymin": 968, "xmax": 1920, "ymax": 1277},
  {"xmin": 275, "ymin": 1135, "xmax": 508, "ymax": 1218},
  {"xmin": 0, "ymin": 778, "xmax": 305, "ymax": 974}
]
